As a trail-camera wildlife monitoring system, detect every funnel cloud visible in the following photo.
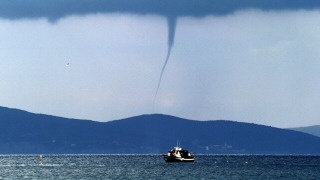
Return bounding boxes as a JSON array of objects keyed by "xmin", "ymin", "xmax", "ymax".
[{"xmin": 153, "ymin": 16, "xmax": 177, "ymax": 111}]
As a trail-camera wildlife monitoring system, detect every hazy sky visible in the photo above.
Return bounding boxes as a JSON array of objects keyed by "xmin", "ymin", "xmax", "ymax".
[{"xmin": 1, "ymin": 1, "xmax": 320, "ymax": 128}]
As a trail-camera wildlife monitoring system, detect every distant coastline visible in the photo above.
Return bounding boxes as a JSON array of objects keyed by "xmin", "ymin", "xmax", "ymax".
[{"xmin": 1, "ymin": 106, "xmax": 320, "ymax": 154}]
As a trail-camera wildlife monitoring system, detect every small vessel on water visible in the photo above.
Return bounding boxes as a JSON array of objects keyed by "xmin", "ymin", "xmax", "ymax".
[
  {"xmin": 162, "ymin": 141, "xmax": 195, "ymax": 162},
  {"xmin": 40, "ymin": 155, "xmax": 43, "ymax": 165}
]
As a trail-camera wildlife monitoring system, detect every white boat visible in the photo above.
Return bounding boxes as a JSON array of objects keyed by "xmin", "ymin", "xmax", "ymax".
[{"xmin": 162, "ymin": 142, "xmax": 195, "ymax": 162}]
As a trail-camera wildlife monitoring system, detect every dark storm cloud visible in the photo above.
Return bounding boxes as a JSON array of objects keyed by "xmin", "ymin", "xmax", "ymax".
[{"xmin": 1, "ymin": 0, "xmax": 320, "ymax": 21}]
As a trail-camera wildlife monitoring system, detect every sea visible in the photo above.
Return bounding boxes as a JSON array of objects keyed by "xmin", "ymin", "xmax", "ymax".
[{"xmin": 0, "ymin": 155, "xmax": 319, "ymax": 179}]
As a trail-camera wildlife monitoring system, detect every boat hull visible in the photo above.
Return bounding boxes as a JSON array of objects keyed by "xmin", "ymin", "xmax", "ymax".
[{"xmin": 163, "ymin": 155, "xmax": 194, "ymax": 162}]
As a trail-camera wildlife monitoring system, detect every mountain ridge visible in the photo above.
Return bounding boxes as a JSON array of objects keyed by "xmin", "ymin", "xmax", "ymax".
[
  {"xmin": 1, "ymin": 106, "xmax": 320, "ymax": 154},
  {"xmin": 288, "ymin": 125, "xmax": 320, "ymax": 138}
]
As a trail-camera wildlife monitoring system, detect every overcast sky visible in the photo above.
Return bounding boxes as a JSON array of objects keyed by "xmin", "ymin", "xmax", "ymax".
[{"xmin": 1, "ymin": 1, "xmax": 320, "ymax": 128}]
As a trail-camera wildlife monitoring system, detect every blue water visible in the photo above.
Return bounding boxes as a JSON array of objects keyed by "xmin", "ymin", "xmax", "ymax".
[{"xmin": 0, "ymin": 155, "xmax": 319, "ymax": 179}]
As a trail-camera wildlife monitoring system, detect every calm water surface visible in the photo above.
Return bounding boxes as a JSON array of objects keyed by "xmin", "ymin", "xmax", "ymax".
[{"xmin": 0, "ymin": 155, "xmax": 319, "ymax": 179}]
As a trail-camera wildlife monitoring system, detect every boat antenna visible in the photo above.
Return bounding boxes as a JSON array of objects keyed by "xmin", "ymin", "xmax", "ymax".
[{"xmin": 176, "ymin": 139, "xmax": 181, "ymax": 147}]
